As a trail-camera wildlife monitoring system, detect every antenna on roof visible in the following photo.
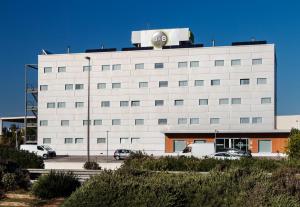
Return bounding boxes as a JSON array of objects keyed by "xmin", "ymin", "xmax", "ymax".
[
  {"xmin": 101, "ymin": 44, "xmax": 104, "ymax": 49},
  {"xmin": 212, "ymin": 39, "xmax": 215, "ymax": 47},
  {"xmin": 67, "ymin": 46, "xmax": 70, "ymax": 54},
  {"xmin": 41, "ymin": 49, "xmax": 48, "ymax": 55},
  {"xmin": 251, "ymin": 37, "xmax": 256, "ymax": 41}
]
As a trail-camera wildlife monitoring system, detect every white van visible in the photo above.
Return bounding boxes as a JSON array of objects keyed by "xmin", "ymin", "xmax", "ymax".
[
  {"xmin": 20, "ymin": 144, "xmax": 56, "ymax": 159},
  {"xmin": 180, "ymin": 143, "xmax": 215, "ymax": 158}
]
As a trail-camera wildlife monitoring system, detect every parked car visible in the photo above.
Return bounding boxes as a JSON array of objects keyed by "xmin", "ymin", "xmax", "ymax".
[
  {"xmin": 207, "ymin": 152, "xmax": 240, "ymax": 160},
  {"xmin": 20, "ymin": 144, "xmax": 56, "ymax": 159},
  {"xmin": 113, "ymin": 149, "xmax": 132, "ymax": 160},
  {"xmin": 180, "ymin": 143, "xmax": 215, "ymax": 158},
  {"xmin": 224, "ymin": 148, "xmax": 252, "ymax": 158}
]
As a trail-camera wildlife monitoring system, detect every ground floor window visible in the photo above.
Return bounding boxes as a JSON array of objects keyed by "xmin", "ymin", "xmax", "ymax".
[
  {"xmin": 194, "ymin": 140, "xmax": 206, "ymax": 143},
  {"xmin": 173, "ymin": 140, "xmax": 186, "ymax": 152},
  {"xmin": 216, "ymin": 138, "xmax": 249, "ymax": 152},
  {"xmin": 258, "ymin": 140, "xmax": 272, "ymax": 153}
]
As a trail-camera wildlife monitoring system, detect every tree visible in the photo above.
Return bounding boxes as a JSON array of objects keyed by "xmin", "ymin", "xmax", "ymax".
[{"xmin": 286, "ymin": 128, "xmax": 300, "ymax": 159}]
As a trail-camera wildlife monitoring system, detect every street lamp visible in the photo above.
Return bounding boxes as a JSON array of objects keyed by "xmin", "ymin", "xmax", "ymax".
[
  {"xmin": 214, "ymin": 129, "xmax": 218, "ymax": 151},
  {"xmin": 106, "ymin": 130, "xmax": 109, "ymax": 162},
  {"xmin": 85, "ymin": 56, "xmax": 91, "ymax": 163}
]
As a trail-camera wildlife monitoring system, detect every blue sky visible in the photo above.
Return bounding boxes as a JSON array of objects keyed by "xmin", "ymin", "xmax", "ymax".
[{"xmin": 0, "ymin": 0, "xmax": 299, "ymax": 116}]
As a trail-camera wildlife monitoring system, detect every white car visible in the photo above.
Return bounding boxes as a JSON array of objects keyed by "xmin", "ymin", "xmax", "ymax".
[{"xmin": 208, "ymin": 152, "xmax": 240, "ymax": 160}]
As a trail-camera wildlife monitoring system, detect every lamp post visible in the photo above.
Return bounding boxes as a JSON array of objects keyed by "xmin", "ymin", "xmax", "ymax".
[
  {"xmin": 214, "ymin": 129, "xmax": 218, "ymax": 151},
  {"xmin": 85, "ymin": 56, "xmax": 91, "ymax": 163},
  {"xmin": 296, "ymin": 120, "xmax": 299, "ymax": 129},
  {"xmin": 106, "ymin": 130, "xmax": 109, "ymax": 162}
]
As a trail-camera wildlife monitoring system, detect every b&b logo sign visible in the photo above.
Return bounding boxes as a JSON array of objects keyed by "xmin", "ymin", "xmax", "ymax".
[{"xmin": 151, "ymin": 31, "xmax": 168, "ymax": 48}]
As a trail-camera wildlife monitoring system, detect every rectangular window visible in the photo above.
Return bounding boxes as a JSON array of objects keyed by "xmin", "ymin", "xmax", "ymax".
[
  {"xmin": 94, "ymin": 119, "xmax": 102, "ymax": 125},
  {"xmin": 97, "ymin": 83, "xmax": 106, "ymax": 89},
  {"xmin": 64, "ymin": 138, "xmax": 73, "ymax": 144},
  {"xmin": 194, "ymin": 140, "xmax": 206, "ymax": 143},
  {"xmin": 139, "ymin": 82, "xmax": 148, "ymax": 88},
  {"xmin": 194, "ymin": 80, "xmax": 204, "ymax": 86},
  {"xmin": 112, "ymin": 82, "xmax": 121, "ymax": 89},
  {"xmin": 131, "ymin": 137, "xmax": 140, "ymax": 144},
  {"xmin": 57, "ymin": 102, "xmax": 66, "ymax": 108},
  {"xmin": 40, "ymin": 120, "xmax": 48, "ymax": 126},
  {"xmin": 261, "ymin": 97, "xmax": 271, "ymax": 104},
  {"xmin": 190, "ymin": 118, "xmax": 200, "ymax": 124},
  {"xmin": 190, "ymin": 61, "xmax": 199, "ymax": 68},
  {"xmin": 252, "ymin": 117, "xmax": 262, "ymax": 124},
  {"xmin": 240, "ymin": 117, "xmax": 250, "ymax": 124},
  {"xmin": 252, "ymin": 58, "xmax": 262, "ymax": 65},
  {"xmin": 240, "ymin": 79, "xmax": 250, "ymax": 85},
  {"xmin": 44, "ymin": 67, "xmax": 52, "ymax": 73},
  {"xmin": 210, "ymin": 118, "xmax": 220, "ymax": 124},
  {"xmin": 159, "ymin": 81, "xmax": 168, "ymax": 87},
  {"xmin": 178, "ymin": 61, "xmax": 188, "ymax": 68},
  {"xmin": 231, "ymin": 59, "xmax": 241, "ymax": 66},
  {"xmin": 97, "ymin": 138, "xmax": 106, "ymax": 144},
  {"xmin": 61, "ymin": 120, "xmax": 69, "ymax": 126},
  {"xmin": 135, "ymin": 119, "xmax": 144, "ymax": 125},
  {"xmin": 120, "ymin": 101, "xmax": 129, "ymax": 107},
  {"xmin": 120, "ymin": 137, "xmax": 128, "ymax": 144},
  {"xmin": 40, "ymin": 85, "xmax": 48, "ymax": 91},
  {"xmin": 83, "ymin": 66, "xmax": 91, "ymax": 72},
  {"xmin": 75, "ymin": 84, "xmax": 84, "ymax": 90},
  {"xmin": 215, "ymin": 60, "xmax": 224, "ymax": 66},
  {"xmin": 199, "ymin": 99, "xmax": 208, "ymax": 105},
  {"xmin": 211, "ymin": 79, "xmax": 220, "ymax": 86},
  {"xmin": 231, "ymin": 98, "xmax": 241, "ymax": 105},
  {"xmin": 83, "ymin": 120, "xmax": 91, "ymax": 126},
  {"xmin": 112, "ymin": 64, "xmax": 121, "ymax": 71},
  {"xmin": 135, "ymin": 63, "xmax": 144, "ymax": 70},
  {"xmin": 65, "ymin": 84, "xmax": 73, "ymax": 90},
  {"xmin": 178, "ymin": 118, "xmax": 188, "ymax": 125},
  {"xmin": 173, "ymin": 140, "xmax": 186, "ymax": 152},
  {"xmin": 174, "ymin": 99, "xmax": 184, "ymax": 106},
  {"xmin": 47, "ymin": 102, "xmax": 55, "ymax": 108},
  {"xmin": 58, "ymin": 66, "xmax": 66, "ymax": 73},
  {"xmin": 219, "ymin": 98, "xmax": 229, "ymax": 105},
  {"xmin": 102, "ymin": 65, "xmax": 110, "ymax": 71},
  {"xmin": 155, "ymin": 100, "xmax": 164, "ymax": 106},
  {"xmin": 257, "ymin": 78, "xmax": 267, "ymax": 85},
  {"xmin": 258, "ymin": 140, "xmax": 271, "ymax": 153},
  {"xmin": 131, "ymin": 100, "xmax": 140, "ymax": 107},
  {"xmin": 179, "ymin": 80, "xmax": 188, "ymax": 87},
  {"xmin": 101, "ymin": 101, "xmax": 110, "ymax": 107},
  {"xmin": 75, "ymin": 102, "xmax": 84, "ymax": 108},
  {"xmin": 112, "ymin": 119, "xmax": 121, "ymax": 125},
  {"xmin": 158, "ymin": 119, "xmax": 167, "ymax": 125},
  {"xmin": 154, "ymin": 63, "xmax": 164, "ymax": 69},
  {"xmin": 43, "ymin": 138, "xmax": 51, "ymax": 144},
  {"xmin": 75, "ymin": 138, "xmax": 83, "ymax": 144}
]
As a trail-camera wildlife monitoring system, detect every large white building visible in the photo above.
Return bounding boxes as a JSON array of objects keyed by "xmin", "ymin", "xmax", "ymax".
[{"xmin": 37, "ymin": 28, "xmax": 284, "ymax": 156}]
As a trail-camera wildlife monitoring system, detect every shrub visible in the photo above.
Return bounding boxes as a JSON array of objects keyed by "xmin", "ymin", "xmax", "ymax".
[
  {"xmin": 32, "ymin": 170, "xmax": 80, "ymax": 199},
  {"xmin": 84, "ymin": 161, "xmax": 101, "ymax": 170},
  {"xmin": 2, "ymin": 173, "xmax": 17, "ymax": 191},
  {"xmin": 286, "ymin": 128, "xmax": 300, "ymax": 159}
]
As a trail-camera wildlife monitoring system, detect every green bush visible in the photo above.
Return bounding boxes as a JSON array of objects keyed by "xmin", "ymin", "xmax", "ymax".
[
  {"xmin": 83, "ymin": 161, "xmax": 101, "ymax": 170},
  {"xmin": 1, "ymin": 173, "xmax": 17, "ymax": 191},
  {"xmin": 31, "ymin": 170, "xmax": 80, "ymax": 199},
  {"xmin": 286, "ymin": 128, "xmax": 300, "ymax": 159}
]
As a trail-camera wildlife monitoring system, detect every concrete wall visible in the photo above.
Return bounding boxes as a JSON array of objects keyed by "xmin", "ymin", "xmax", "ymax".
[{"xmin": 277, "ymin": 115, "xmax": 300, "ymax": 130}]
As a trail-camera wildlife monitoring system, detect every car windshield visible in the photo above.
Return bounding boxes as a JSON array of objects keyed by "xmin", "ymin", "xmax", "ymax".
[{"xmin": 42, "ymin": 145, "xmax": 53, "ymax": 151}]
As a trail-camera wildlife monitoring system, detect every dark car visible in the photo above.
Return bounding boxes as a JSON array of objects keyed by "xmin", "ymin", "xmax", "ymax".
[
  {"xmin": 224, "ymin": 148, "xmax": 252, "ymax": 158},
  {"xmin": 113, "ymin": 149, "xmax": 132, "ymax": 160}
]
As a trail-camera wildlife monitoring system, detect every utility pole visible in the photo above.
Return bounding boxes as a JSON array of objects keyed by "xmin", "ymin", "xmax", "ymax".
[
  {"xmin": 85, "ymin": 56, "xmax": 91, "ymax": 163},
  {"xmin": 106, "ymin": 130, "xmax": 109, "ymax": 162}
]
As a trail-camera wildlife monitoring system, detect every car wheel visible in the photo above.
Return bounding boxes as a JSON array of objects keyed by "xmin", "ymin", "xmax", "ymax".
[
  {"xmin": 43, "ymin": 154, "xmax": 48, "ymax": 159},
  {"xmin": 115, "ymin": 156, "xmax": 120, "ymax": 160}
]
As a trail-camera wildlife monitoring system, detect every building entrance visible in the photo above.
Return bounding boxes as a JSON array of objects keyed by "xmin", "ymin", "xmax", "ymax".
[{"xmin": 216, "ymin": 138, "xmax": 249, "ymax": 152}]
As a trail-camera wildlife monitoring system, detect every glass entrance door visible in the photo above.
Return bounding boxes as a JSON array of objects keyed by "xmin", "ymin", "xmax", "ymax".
[{"xmin": 216, "ymin": 138, "xmax": 249, "ymax": 152}]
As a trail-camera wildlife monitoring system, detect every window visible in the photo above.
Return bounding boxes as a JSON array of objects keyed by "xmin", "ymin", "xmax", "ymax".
[
  {"xmin": 94, "ymin": 119, "xmax": 102, "ymax": 125},
  {"xmin": 40, "ymin": 85, "xmax": 48, "ymax": 91},
  {"xmin": 190, "ymin": 61, "xmax": 199, "ymax": 68},
  {"xmin": 194, "ymin": 80, "xmax": 204, "ymax": 86},
  {"xmin": 57, "ymin": 102, "xmax": 66, "ymax": 108},
  {"xmin": 112, "ymin": 119, "xmax": 121, "ymax": 125},
  {"xmin": 135, "ymin": 63, "xmax": 144, "ymax": 70},
  {"xmin": 179, "ymin": 80, "xmax": 188, "ymax": 87},
  {"xmin": 174, "ymin": 99, "xmax": 184, "ymax": 106},
  {"xmin": 155, "ymin": 100, "xmax": 164, "ymax": 106},
  {"xmin": 75, "ymin": 84, "xmax": 84, "ymax": 90},
  {"xmin": 75, "ymin": 102, "xmax": 84, "ymax": 108},
  {"xmin": 120, "ymin": 138, "xmax": 128, "ymax": 144},
  {"xmin": 135, "ymin": 119, "xmax": 144, "ymax": 125},
  {"xmin": 97, "ymin": 83, "xmax": 106, "ymax": 89},
  {"xmin": 101, "ymin": 101, "xmax": 110, "ymax": 107},
  {"xmin": 139, "ymin": 82, "xmax": 148, "ymax": 88},
  {"xmin": 261, "ymin": 97, "xmax": 271, "ymax": 104},
  {"xmin": 131, "ymin": 100, "xmax": 140, "ymax": 107},
  {"xmin": 240, "ymin": 79, "xmax": 250, "ymax": 85},
  {"xmin": 47, "ymin": 102, "xmax": 55, "ymax": 108},
  {"xmin": 199, "ymin": 99, "xmax": 208, "ymax": 105},
  {"xmin": 194, "ymin": 140, "xmax": 206, "ymax": 143},
  {"xmin": 64, "ymin": 138, "xmax": 73, "ymax": 144},
  {"xmin": 252, "ymin": 58, "xmax": 262, "ymax": 65},
  {"xmin": 252, "ymin": 117, "xmax": 262, "ymax": 124},
  {"xmin": 44, "ymin": 67, "xmax": 52, "ymax": 73},
  {"xmin": 61, "ymin": 120, "xmax": 69, "ymax": 126},
  {"xmin": 97, "ymin": 138, "xmax": 106, "ymax": 144},
  {"xmin": 231, "ymin": 59, "xmax": 241, "ymax": 66},
  {"xmin": 75, "ymin": 138, "xmax": 83, "ymax": 144},
  {"xmin": 120, "ymin": 101, "xmax": 129, "ymax": 107},
  {"xmin": 112, "ymin": 82, "xmax": 121, "ymax": 89},
  {"xmin": 258, "ymin": 140, "xmax": 271, "ymax": 153},
  {"xmin": 154, "ymin": 63, "xmax": 164, "ymax": 69},
  {"xmin": 219, "ymin": 98, "xmax": 229, "ymax": 105},
  {"xmin": 211, "ymin": 79, "xmax": 220, "ymax": 86},
  {"xmin": 43, "ymin": 138, "xmax": 51, "ymax": 144},
  {"xmin": 83, "ymin": 120, "xmax": 91, "ymax": 126},
  {"xmin": 190, "ymin": 118, "xmax": 200, "ymax": 124},
  {"xmin": 102, "ymin": 65, "xmax": 110, "ymax": 71},
  {"xmin": 173, "ymin": 140, "xmax": 186, "ymax": 152},
  {"xmin": 159, "ymin": 81, "xmax": 168, "ymax": 87},
  {"xmin": 58, "ymin": 66, "xmax": 66, "ymax": 73},
  {"xmin": 40, "ymin": 120, "xmax": 48, "ymax": 126},
  {"xmin": 240, "ymin": 117, "xmax": 250, "ymax": 124},
  {"xmin": 83, "ymin": 66, "xmax": 91, "ymax": 72},
  {"xmin": 65, "ymin": 84, "xmax": 73, "ymax": 90},
  {"xmin": 178, "ymin": 118, "xmax": 188, "ymax": 125},
  {"xmin": 215, "ymin": 60, "xmax": 224, "ymax": 66},
  {"xmin": 158, "ymin": 119, "xmax": 167, "ymax": 125},
  {"xmin": 257, "ymin": 78, "xmax": 267, "ymax": 85},
  {"xmin": 112, "ymin": 64, "xmax": 121, "ymax": 71},
  {"xmin": 231, "ymin": 98, "xmax": 241, "ymax": 104},
  {"xmin": 210, "ymin": 118, "xmax": 220, "ymax": 124},
  {"xmin": 131, "ymin": 137, "xmax": 140, "ymax": 144},
  {"xmin": 178, "ymin": 61, "xmax": 188, "ymax": 68}
]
